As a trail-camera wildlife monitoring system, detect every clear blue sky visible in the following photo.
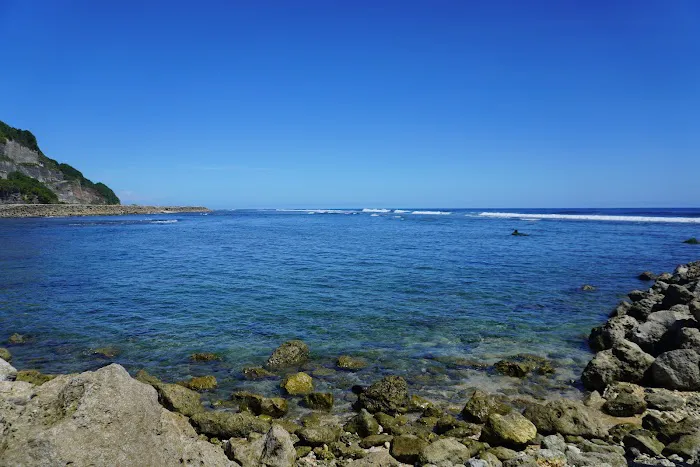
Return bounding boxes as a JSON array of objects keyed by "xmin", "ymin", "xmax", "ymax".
[{"xmin": 1, "ymin": 1, "xmax": 698, "ymax": 208}]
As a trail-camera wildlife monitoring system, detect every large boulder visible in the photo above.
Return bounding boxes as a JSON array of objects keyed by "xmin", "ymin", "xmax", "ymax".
[
  {"xmin": 523, "ymin": 399, "xmax": 608, "ymax": 438},
  {"xmin": 0, "ymin": 357, "xmax": 17, "ymax": 381},
  {"xmin": 226, "ymin": 424, "xmax": 296, "ymax": 467},
  {"xmin": 390, "ymin": 435, "xmax": 428, "ymax": 464},
  {"xmin": 265, "ymin": 340, "xmax": 309, "ymax": 368},
  {"xmin": 661, "ymin": 284, "xmax": 695, "ymax": 308},
  {"xmin": 0, "ymin": 364, "xmax": 233, "ymax": 466},
  {"xmin": 602, "ymin": 382, "xmax": 646, "ymax": 417},
  {"xmin": 480, "ymin": 412, "xmax": 537, "ymax": 447},
  {"xmin": 344, "ymin": 409, "xmax": 381, "ymax": 437},
  {"xmin": 581, "ymin": 339, "xmax": 654, "ymax": 391},
  {"xmin": 650, "ymin": 349, "xmax": 700, "ymax": 390},
  {"xmin": 589, "ymin": 315, "xmax": 638, "ymax": 352},
  {"xmin": 356, "ymin": 376, "xmax": 410, "ymax": 415}
]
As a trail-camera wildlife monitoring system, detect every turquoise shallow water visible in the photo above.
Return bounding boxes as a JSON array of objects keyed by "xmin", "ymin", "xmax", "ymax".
[{"xmin": 1, "ymin": 208, "xmax": 699, "ymax": 410}]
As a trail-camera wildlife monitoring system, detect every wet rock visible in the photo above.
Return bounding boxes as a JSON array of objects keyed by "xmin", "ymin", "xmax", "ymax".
[
  {"xmin": 348, "ymin": 448, "xmax": 400, "ymax": 466},
  {"xmin": 408, "ymin": 394, "xmax": 433, "ymax": 413},
  {"xmin": 462, "ymin": 390, "xmax": 512, "ymax": 423},
  {"xmin": 608, "ymin": 301, "xmax": 632, "ymax": 318},
  {"xmin": 623, "ymin": 429, "xmax": 665, "ymax": 456},
  {"xmin": 390, "ymin": 434, "xmax": 428, "ymax": 464},
  {"xmin": 494, "ymin": 354, "xmax": 554, "ymax": 378},
  {"xmin": 356, "ymin": 375, "xmax": 409, "ymax": 415},
  {"xmin": 180, "ymin": 375, "xmax": 217, "ymax": 391},
  {"xmin": 639, "ymin": 271, "xmax": 658, "ymax": 281},
  {"xmin": 135, "ymin": 369, "xmax": 163, "ymax": 388},
  {"xmin": 481, "ymin": 412, "xmax": 537, "ymax": 447},
  {"xmin": 189, "ymin": 352, "xmax": 221, "ymax": 362},
  {"xmin": 303, "ymin": 392, "xmax": 333, "ymax": 411},
  {"xmin": 330, "ymin": 441, "xmax": 366, "ymax": 460},
  {"xmin": 581, "ymin": 339, "xmax": 655, "ymax": 391},
  {"xmin": 582, "ymin": 284, "xmax": 596, "ymax": 291},
  {"xmin": 0, "ymin": 348, "xmax": 12, "ymax": 362},
  {"xmin": 266, "ymin": 340, "xmax": 309, "ymax": 368},
  {"xmin": 15, "ymin": 370, "xmax": 56, "ymax": 386},
  {"xmin": 629, "ymin": 290, "xmax": 649, "ymax": 302},
  {"xmin": 336, "ymin": 355, "xmax": 367, "ymax": 370},
  {"xmin": 0, "ymin": 357, "xmax": 17, "ymax": 381},
  {"xmin": 0, "ymin": 364, "xmax": 233, "ymax": 466},
  {"xmin": 628, "ymin": 298, "xmax": 661, "ymax": 321},
  {"xmin": 296, "ymin": 424, "xmax": 341, "ymax": 446},
  {"xmin": 360, "ymin": 434, "xmax": 393, "ymax": 448},
  {"xmin": 242, "ymin": 366, "xmax": 276, "ymax": 380},
  {"xmin": 280, "ymin": 372, "xmax": 313, "ymax": 395},
  {"xmin": 523, "ymin": 399, "xmax": 608, "ymax": 438},
  {"xmin": 157, "ymin": 383, "xmax": 204, "ymax": 417},
  {"xmin": 650, "ymin": 349, "xmax": 700, "ymax": 390},
  {"xmin": 608, "ymin": 422, "xmax": 639, "ymax": 443},
  {"xmin": 344, "ymin": 409, "xmax": 380, "ymax": 437},
  {"xmin": 602, "ymin": 382, "xmax": 647, "ymax": 416},
  {"xmin": 190, "ymin": 411, "xmax": 271, "ymax": 439},
  {"xmin": 232, "ymin": 391, "xmax": 288, "ymax": 418},
  {"xmin": 419, "ymin": 437, "xmax": 473, "ymax": 465},
  {"xmin": 7, "ymin": 333, "xmax": 27, "ymax": 345},
  {"xmin": 589, "ymin": 315, "xmax": 639, "ymax": 352},
  {"xmin": 92, "ymin": 346, "xmax": 120, "ymax": 358}
]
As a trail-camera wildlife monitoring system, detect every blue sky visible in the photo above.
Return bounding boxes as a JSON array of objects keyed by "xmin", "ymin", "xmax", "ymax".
[{"xmin": 1, "ymin": 1, "xmax": 698, "ymax": 208}]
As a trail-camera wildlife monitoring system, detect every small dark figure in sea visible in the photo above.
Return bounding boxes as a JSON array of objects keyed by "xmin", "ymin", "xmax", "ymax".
[{"xmin": 512, "ymin": 229, "xmax": 528, "ymax": 237}]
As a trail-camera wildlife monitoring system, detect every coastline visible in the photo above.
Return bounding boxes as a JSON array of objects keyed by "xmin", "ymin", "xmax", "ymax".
[
  {"xmin": 0, "ymin": 203, "xmax": 211, "ymax": 218},
  {"xmin": 1, "ymin": 261, "xmax": 699, "ymax": 466}
]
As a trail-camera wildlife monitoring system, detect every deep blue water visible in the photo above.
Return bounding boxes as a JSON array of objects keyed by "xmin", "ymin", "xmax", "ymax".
[{"xmin": 1, "ymin": 208, "xmax": 699, "ymax": 411}]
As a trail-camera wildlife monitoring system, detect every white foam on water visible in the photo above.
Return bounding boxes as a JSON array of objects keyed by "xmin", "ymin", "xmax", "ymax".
[
  {"xmin": 478, "ymin": 212, "xmax": 700, "ymax": 223},
  {"xmin": 151, "ymin": 219, "xmax": 178, "ymax": 224},
  {"xmin": 394, "ymin": 209, "xmax": 410, "ymax": 213},
  {"xmin": 370, "ymin": 213, "xmax": 379, "ymax": 217},
  {"xmin": 362, "ymin": 208, "xmax": 391, "ymax": 213},
  {"xmin": 412, "ymin": 211, "xmax": 452, "ymax": 215}
]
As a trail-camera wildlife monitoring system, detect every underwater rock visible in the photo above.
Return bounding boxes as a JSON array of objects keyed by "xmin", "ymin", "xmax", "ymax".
[
  {"xmin": 356, "ymin": 375, "xmax": 410, "ymax": 415},
  {"xmin": 92, "ymin": 346, "xmax": 120, "ymax": 358},
  {"xmin": 242, "ymin": 366, "xmax": 276, "ymax": 380},
  {"xmin": 336, "ymin": 355, "xmax": 367, "ymax": 370},
  {"xmin": 7, "ymin": 333, "xmax": 27, "ymax": 345},
  {"xmin": 303, "ymin": 392, "xmax": 334, "ymax": 411},
  {"xmin": 266, "ymin": 340, "xmax": 310, "ymax": 368},
  {"xmin": 179, "ymin": 375, "xmax": 217, "ymax": 391},
  {"xmin": 494, "ymin": 354, "xmax": 554, "ymax": 378},
  {"xmin": 189, "ymin": 352, "xmax": 221, "ymax": 362}
]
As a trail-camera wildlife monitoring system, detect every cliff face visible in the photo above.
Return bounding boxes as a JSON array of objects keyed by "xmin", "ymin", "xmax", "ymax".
[{"xmin": 0, "ymin": 122, "xmax": 119, "ymax": 205}]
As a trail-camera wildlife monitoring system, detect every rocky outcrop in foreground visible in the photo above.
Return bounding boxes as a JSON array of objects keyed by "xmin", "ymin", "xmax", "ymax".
[
  {"xmin": 0, "ymin": 204, "xmax": 210, "ymax": 217},
  {"xmin": 3, "ymin": 261, "xmax": 700, "ymax": 466}
]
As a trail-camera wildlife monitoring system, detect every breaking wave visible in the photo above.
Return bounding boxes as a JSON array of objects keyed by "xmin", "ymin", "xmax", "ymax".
[{"xmin": 478, "ymin": 212, "xmax": 700, "ymax": 223}]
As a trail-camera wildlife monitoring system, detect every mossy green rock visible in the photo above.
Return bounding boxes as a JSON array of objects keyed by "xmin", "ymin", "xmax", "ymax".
[
  {"xmin": 157, "ymin": 383, "xmax": 204, "ymax": 417},
  {"xmin": 664, "ymin": 432, "xmax": 700, "ymax": 458},
  {"xmin": 487, "ymin": 446, "xmax": 518, "ymax": 460},
  {"xmin": 266, "ymin": 340, "xmax": 310, "ymax": 368},
  {"xmin": 330, "ymin": 441, "xmax": 366, "ymax": 460},
  {"xmin": 344, "ymin": 409, "xmax": 380, "ymax": 437},
  {"xmin": 92, "ymin": 346, "xmax": 120, "ymax": 358},
  {"xmin": 494, "ymin": 354, "xmax": 554, "ymax": 377},
  {"xmin": 242, "ymin": 366, "xmax": 276, "ymax": 380},
  {"xmin": 190, "ymin": 411, "xmax": 271, "ymax": 439},
  {"xmin": 180, "ymin": 375, "xmax": 217, "ymax": 391},
  {"xmin": 135, "ymin": 369, "xmax": 163, "ymax": 388},
  {"xmin": 375, "ymin": 412, "xmax": 408, "ymax": 434},
  {"xmin": 360, "ymin": 434, "xmax": 393, "ymax": 448},
  {"xmin": 336, "ymin": 355, "xmax": 367, "ymax": 370},
  {"xmin": 462, "ymin": 389, "xmax": 512, "ymax": 423},
  {"xmin": 295, "ymin": 446, "xmax": 312, "ymax": 458},
  {"xmin": 297, "ymin": 424, "xmax": 342, "ymax": 446},
  {"xmin": 7, "ymin": 333, "xmax": 27, "ymax": 345},
  {"xmin": 303, "ymin": 392, "xmax": 334, "ymax": 411},
  {"xmin": 390, "ymin": 435, "xmax": 428, "ymax": 464},
  {"xmin": 0, "ymin": 348, "xmax": 11, "ymax": 362},
  {"xmin": 189, "ymin": 352, "xmax": 221, "ymax": 362},
  {"xmin": 15, "ymin": 369, "xmax": 55, "ymax": 386},
  {"xmin": 357, "ymin": 375, "xmax": 409, "ymax": 415},
  {"xmin": 281, "ymin": 372, "xmax": 313, "ymax": 395},
  {"xmin": 419, "ymin": 437, "xmax": 474, "ymax": 465},
  {"xmin": 481, "ymin": 412, "xmax": 537, "ymax": 447},
  {"xmin": 232, "ymin": 391, "xmax": 288, "ymax": 418}
]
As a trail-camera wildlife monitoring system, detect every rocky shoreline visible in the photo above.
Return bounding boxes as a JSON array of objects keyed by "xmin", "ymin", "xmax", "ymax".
[
  {"xmin": 1, "ymin": 261, "xmax": 700, "ymax": 466},
  {"xmin": 0, "ymin": 203, "xmax": 211, "ymax": 218}
]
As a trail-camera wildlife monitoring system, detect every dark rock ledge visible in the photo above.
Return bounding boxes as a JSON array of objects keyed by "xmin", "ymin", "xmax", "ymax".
[{"xmin": 1, "ymin": 260, "xmax": 699, "ymax": 466}]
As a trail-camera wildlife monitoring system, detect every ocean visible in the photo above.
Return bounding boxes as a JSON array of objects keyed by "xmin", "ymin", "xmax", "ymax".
[{"xmin": 1, "ymin": 208, "xmax": 699, "ymax": 413}]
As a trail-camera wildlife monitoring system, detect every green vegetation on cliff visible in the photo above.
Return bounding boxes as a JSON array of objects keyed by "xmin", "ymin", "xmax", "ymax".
[
  {"xmin": 1, "ymin": 119, "xmax": 120, "ymax": 205},
  {"xmin": 0, "ymin": 171, "xmax": 59, "ymax": 204}
]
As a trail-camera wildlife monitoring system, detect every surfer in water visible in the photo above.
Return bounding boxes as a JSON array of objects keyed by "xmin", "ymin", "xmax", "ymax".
[{"xmin": 512, "ymin": 229, "xmax": 528, "ymax": 236}]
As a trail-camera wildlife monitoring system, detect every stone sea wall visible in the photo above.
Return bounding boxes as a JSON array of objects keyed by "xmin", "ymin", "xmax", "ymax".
[
  {"xmin": 1, "ymin": 261, "xmax": 699, "ymax": 466},
  {"xmin": 0, "ymin": 204, "xmax": 211, "ymax": 217}
]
